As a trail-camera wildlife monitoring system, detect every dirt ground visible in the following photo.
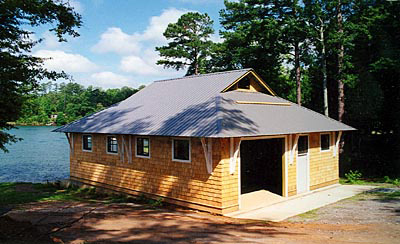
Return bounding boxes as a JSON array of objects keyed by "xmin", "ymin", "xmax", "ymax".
[{"xmin": 1, "ymin": 189, "xmax": 399, "ymax": 244}]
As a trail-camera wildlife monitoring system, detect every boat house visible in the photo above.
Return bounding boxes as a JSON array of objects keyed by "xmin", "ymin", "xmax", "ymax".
[{"xmin": 54, "ymin": 69, "xmax": 354, "ymax": 214}]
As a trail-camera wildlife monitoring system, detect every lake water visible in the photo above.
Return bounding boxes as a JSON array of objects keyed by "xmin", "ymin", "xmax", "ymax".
[{"xmin": 0, "ymin": 126, "xmax": 69, "ymax": 182}]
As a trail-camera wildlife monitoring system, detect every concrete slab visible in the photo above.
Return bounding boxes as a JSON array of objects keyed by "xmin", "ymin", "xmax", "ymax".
[{"xmin": 225, "ymin": 184, "xmax": 376, "ymax": 222}]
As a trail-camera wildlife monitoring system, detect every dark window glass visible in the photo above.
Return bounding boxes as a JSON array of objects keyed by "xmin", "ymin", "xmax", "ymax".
[
  {"xmin": 237, "ymin": 77, "xmax": 250, "ymax": 89},
  {"xmin": 321, "ymin": 134, "xmax": 330, "ymax": 151},
  {"xmin": 137, "ymin": 137, "xmax": 150, "ymax": 157},
  {"xmin": 298, "ymin": 136, "xmax": 308, "ymax": 155},
  {"xmin": 82, "ymin": 135, "xmax": 92, "ymax": 151},
  {"xmin": 107, "ymin": 136, "xmax": 118, "ymax": 153},
  {"xmin": 173, "ymin": 139, "xmax": 190, "ymax": 161}
]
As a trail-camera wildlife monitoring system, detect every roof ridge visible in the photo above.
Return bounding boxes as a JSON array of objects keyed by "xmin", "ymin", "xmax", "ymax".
[{"xmin": 153, "ymin": 68, "xmax": 252, "ymax": 83}]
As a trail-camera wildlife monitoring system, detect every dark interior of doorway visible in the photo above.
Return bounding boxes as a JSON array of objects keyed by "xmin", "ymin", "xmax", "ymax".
[{"xmin": 240, "ymin": 138, "xmax": 283, "ymax": 195}]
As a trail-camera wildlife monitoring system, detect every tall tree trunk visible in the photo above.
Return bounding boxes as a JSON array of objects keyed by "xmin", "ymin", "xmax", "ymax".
[
  {"xmin": 320, "ymin": 18, "xmax": 329, "ymax": 117},
  {"xmin": 337, "ymin": 0, "xmax": 344, "ymax": 122},
  {"xmin": 194, "ymin": 61, "xmax": 199, "ymax": 75},
  {"xmin": 337, "ymin": 0, "xmax": 345, "ymax": 153},
  {"xmin": 193, "ymin": 47, "xmax": 199, "ymax": 75},
  {"xmin": 295, "ymin": 42, "xmax": 301, "ymax": 105}
]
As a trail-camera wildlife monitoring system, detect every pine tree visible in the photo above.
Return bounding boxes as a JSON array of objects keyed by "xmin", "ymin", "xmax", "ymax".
[{"xmin": 156, "ymin": 12, "xmax": 214, "ymax": 75}]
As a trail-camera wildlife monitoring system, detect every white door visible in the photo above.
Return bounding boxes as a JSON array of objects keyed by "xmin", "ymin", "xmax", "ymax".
[{"xmin": 297, "ymin": 136, "xmax": 309, "ymax": 194}]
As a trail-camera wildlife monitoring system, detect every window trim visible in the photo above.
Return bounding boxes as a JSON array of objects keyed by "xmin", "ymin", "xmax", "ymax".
[
  {"xmin": 297, "ymin": 134, "xmax": 309, "ymax": 156},
  {"xmin": 135, "ymin": 136, "xmax": 151, "ymax": 159},
  {"xmin": 82, "ymin": 134, "xmax": 93, "ymax": 152},
  {"xmin": 172, "ymin": 138, "xmax": 191, "ymax": 163},
  {"xmin": 106, "ymin": 135, "xmax": 119, "ymax": 155},
  {"xmin": 320, "ymin": 133, "xmax": 331, "ymax": 152}
]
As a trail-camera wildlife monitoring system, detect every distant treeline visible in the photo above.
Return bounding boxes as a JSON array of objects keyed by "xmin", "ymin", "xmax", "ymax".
[{"xmin": 16, "ymin": 82, "xmax": 144, "ymax": 125}]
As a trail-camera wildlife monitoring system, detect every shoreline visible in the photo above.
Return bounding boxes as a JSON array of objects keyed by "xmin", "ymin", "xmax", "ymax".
[{"xmin": 7, "ymin": 122, "xmax": 58, "ymax": 127}]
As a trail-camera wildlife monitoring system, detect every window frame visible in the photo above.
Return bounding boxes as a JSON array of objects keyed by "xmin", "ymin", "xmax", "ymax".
[
  {"xmin": 135, "ymin": 137, "xmax": 151, "ymax": 159},
  {"xmin": 172, "ymin": 138, "xmax": 191, "ymax": 163},
  {"xmin": 82, "ymin": 134, "xmax": 93, "ymax": 152},
  {"xmin": 320, "ymin": 133, "xmax": 331, "ymax": 152},
  {"xmin": 297, "ymin": 135, "xmax": 309, "ymax": 156},
  {"xmin": 106, "ymin": 135, "xmax": 119, "ymax": 155}
]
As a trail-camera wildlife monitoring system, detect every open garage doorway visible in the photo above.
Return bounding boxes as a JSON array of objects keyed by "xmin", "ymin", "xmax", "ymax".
[{"xmin": 240, "ymin": 138, "xmax": 284, "ymax": 196}]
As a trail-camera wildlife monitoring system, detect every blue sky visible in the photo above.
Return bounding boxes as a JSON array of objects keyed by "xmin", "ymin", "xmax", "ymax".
[{"xmin": 32, "ymin": 0, "xmax": 226, "ymax": 88}]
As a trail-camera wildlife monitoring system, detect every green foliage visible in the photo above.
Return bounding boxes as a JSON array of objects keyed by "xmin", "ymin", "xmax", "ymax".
[
  {"xmin": 148, "ymin": 197, "xmax": 164, "ymax": 208},
  {"xmin": 345, "ymin": 170, "xmax": 362, "ymax": 184},
  {"xmin": 56, "ymin": 112, "xmax": 67, "ymax": 125},
  {"xmin": 156, "ymin": 12, "xmax": 214, "ymax": 75},
  {"xmin": 216, "ymin": 0, "xmax": 312, "ymax": 99},
  {"xmin": 15, "ymin": 82, "xmax": 141, "ymax": 126},
  {"xmin": 0, "ymin": 0, "xmax": 81, "ymax": 152},
  {"xmin": 383, "ymin": 176, "xmax": 400, "ymax": 186}
]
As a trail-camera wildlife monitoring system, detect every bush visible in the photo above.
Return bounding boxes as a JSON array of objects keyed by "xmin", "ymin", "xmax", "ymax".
[
  {"xmin": 383, "ymin": 176, "xmax": 400, "ymax": 186},
  {"xmin": 345, "ymin": 170, "xmax": 362, "ymax": 183}
]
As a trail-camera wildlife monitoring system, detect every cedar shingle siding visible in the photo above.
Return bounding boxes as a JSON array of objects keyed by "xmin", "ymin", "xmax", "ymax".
[{"xmin": 70, "ymin": 132, "xmax": 340, "ymax": 214}]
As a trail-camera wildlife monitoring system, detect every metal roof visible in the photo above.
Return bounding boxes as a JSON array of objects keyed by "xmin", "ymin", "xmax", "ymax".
[{"xmin": 53, "ymin": 69, "xmax": 355, "ymax": 137}]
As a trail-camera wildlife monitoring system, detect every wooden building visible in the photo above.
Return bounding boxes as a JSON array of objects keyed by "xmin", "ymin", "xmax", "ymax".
[{"xmin": 54, "ymin": 69, "xmax": 354, "ymax": 214}]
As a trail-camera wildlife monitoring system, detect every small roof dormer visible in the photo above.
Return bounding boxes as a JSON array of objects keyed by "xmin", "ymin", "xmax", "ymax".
[{"xmin": 222, "ymin": 69, "xmax": 276, "ymax": 96}]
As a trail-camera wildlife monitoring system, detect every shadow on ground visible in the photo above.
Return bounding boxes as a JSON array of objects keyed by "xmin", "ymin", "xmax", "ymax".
[{"xmin": 3, "ymin": 202, "xmax": 302, "ymax": 244}]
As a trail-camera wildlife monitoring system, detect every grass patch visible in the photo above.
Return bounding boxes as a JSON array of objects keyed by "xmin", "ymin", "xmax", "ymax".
[
  {"xmin": 0, "ymin": 182, "xmax": 164, "ymax": 208},
  {"xmin": 339, "ymin": 177, "xmax": 400, "ymax": 187},
  {"xmin": 297, "ymin": 209, "xmax": 319, "ymax": 219},
  {"xmin": 0, "ymin": 182, "xmax": 102, "ymax": 206},
  {"xmin": 0, "ymin": 182, "xmax": 59, "ymax": 205}
]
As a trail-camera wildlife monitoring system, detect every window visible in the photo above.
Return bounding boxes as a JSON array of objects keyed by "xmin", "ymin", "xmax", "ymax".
[
  {"xmin": 82, "ymin": 135, "xmax": 92, "ymax": 151},
  {"xmin": 172, "ymin": 139, "xmax": 191, "ymax": 162},
  {"xmin": 107, "ymin": 136, "xmax": 118, "ymax": 154},
  {"xmin": 237, "ymin": 76, "xmax": 250, "ymax": 89},
  {"xmin": 136, "ymin": 137, "xmax": 150, "ymax": 158},
  {"xmin": 298, "ymin": 136, "xmax": 308, "ymax": 155},
  {"xmin": 320, "ymin": 134, "xmax": 330, "ymax": 151}
]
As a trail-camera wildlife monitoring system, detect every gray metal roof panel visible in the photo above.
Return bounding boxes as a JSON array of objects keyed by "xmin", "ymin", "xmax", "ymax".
[
  {"xmin": 216, "ymin": 91, "xmax": 355, "ymax": 137},
  {"xmin": 53, "ymin": 69, "xmax": 250, "ymax": 136},
  {"xmin": 53, "ymin": 69, "xmax": 355, "ymax": 137}
]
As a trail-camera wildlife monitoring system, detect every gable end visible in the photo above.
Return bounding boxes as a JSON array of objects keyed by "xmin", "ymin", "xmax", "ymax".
[{"xmin": 221, "ymin": 70, "xmax": 277, "ymax": 95}]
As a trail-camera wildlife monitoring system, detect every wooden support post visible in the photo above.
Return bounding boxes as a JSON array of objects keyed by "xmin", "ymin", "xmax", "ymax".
[
  {"xmin": 290, "ymin": 134, "xmax": 299, "ymax": 164},
  {"xmin": 128, "ymin": 135, "xmax": 132, "ymax": 164},
  {"xmin": 200, "ymin": 138, "xmax": 213, "ymax": 174},
  {"xmin": 120, "ymin": 135, "xmax": 124, "ymax": 162},
  {"xmin": 65, "ymin": 133, "xmax": 74, "ymax": 154},
  {"xmin": 334, "ymin": 131, "xmax": 342, "ymax": 157},
  {"xmin": 65, "ymin": 133, "xmax": 71, "ymax": 150},
  {"xmin": 230, "ymin": 138, "xmax": 241, "ymax": 174}
]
